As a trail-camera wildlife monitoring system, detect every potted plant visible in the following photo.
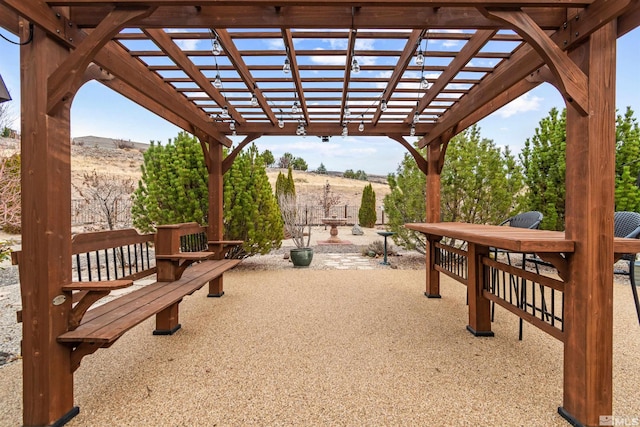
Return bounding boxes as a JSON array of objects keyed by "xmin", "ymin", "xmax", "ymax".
[{"xmin": 278, "ymin": 193, "xmax": 313, "ymax": 267}]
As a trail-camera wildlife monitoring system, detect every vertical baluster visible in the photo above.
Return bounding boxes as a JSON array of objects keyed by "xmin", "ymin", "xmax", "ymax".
[
  {"xmin": 95, "ymin": 250, "xmax": 102, "ymax": 281},
  {"xmin": 75, "ymin": 253, "xmax": 82, "ymax": 281},
  {"xmin": 104, "ymin": 249, "xmax": 111, "ymax": 280},
  {"xmin": 86, "ymin": 252, "xmax": 92, "ymax": 281},
  {"xmin": 119, "ymin": 247, "xmax": 125, "ymax": 277}
]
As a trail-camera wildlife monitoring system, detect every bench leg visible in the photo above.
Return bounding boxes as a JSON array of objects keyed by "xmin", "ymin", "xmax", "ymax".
[
  {"xmin": 154, "ymin": 303, "xmax": 181, "ymax": 335},
  {"xmin": 207, "ymin": 276, "xmax": 225, "ymax": 298}
]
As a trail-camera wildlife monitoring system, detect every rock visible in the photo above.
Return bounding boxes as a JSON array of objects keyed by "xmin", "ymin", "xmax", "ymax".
[{"xmin": 352, "ymin": 224, "xmax": 364, "ymax": 235}]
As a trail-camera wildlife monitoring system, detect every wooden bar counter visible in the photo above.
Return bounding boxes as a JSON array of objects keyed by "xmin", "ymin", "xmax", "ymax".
[{"xmin": 405, "ymin": 222, "xmax": 640, "ymax": 337}]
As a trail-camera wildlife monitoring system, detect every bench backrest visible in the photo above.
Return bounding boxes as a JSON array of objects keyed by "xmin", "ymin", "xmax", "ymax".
[{"xmin": 71, "ymin": 228, "xmax": 156, "ymax": 282}]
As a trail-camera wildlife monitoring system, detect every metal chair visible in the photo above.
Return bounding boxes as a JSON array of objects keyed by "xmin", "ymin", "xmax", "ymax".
[
  {"xmin": 614, "ymin": 211, "xmax": 640, "ymax": 325},
  {"xmin": 491, "ymin": 211, "xmax": 544, "ymax": 340}
]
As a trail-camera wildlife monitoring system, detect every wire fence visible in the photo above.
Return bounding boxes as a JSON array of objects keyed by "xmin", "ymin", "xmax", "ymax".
[
  {"xmin": 72, "ymin": 198, "xmax": 133, "ymax": 228},
  {"xmin": 71, "ymin": 199, "xmax": 386, "ymax": 228}
]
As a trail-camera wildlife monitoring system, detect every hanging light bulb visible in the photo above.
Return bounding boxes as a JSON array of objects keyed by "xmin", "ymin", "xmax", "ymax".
[
  {"xmin": 212, "ymin": 38, "xmax": 222, "ymax": 56},
  {"xmin": 283, "ymin": 58, "xmax": 291, "ymax": 74},
  {"xmin": 278, "ymin": 118, "xmax": 285, "ymax": 129},
  {"xmin": 296, "ymin": 122, "xmax": 305, "ymax": 136},
  {"xmin": 380, "ymin": 99, "xmax": 388, "ymax": 112},
  {"xmin": 344, "ymin": 104, "xmax": 351, "ymax": 117},
  {"xmin": 415, "ymin": 48, "xmax": 424, "ymax": 66},
  {"xmin": 232, "ymin": 130, "xmax": 237, "ymax": 136},
  {"xmin": 413, "ymin": 111, "xmax": 420, "ymax": 124},
  {"xmin": 420, "ymin": 75, "xmax": 429, "ymax": 90},
  {"xmin": 229, "ymin": 121, "xmax": 235, "ymax": 131},
  {"xmin": 410, "ymin": 124, "xmax": 416, "ymax": 136},
  {"xmin": 342, "ymin": 124, "xmax": 349, "ymax": 138},
  {"xmin": 213, "ymin": 73, "xmax": 222, "ymax": 89},
  {"xmin": 358, "ymin": 120, "xmax": 365, "ymax": 132},
  {"xmin": 291, "ymin": 101, "xmax": 299, "ymax": 114},
  {"xmin": 250, "ymin": 92, "xmax": 258, "ymax": 107},
  {"xmin": 221, "ymin": 105, "xmax": 229, "ymax": 118},
  {"xmin": 351, "ymin": 58, "xmax": 360, "ymax": 73}
]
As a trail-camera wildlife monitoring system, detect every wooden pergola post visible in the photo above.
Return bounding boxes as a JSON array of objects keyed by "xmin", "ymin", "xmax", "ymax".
[
  {"xmin": 207, "ymin": 141, "xmax": 225, "ymax": 297},
  {"xmin": 425, "ymin": 142, "xmax": 442, "ymax": 298},
  {"xmin": 560, "ymin": 21, "xmax": 617, "ymax": 427},
  {"xmin": 20, "ymin": 24, "xmax": 77, "ymax": 426}
]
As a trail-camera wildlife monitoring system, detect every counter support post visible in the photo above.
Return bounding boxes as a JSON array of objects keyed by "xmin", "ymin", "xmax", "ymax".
[{"xmin": 466, "ymin": 243, "xmax": 493, "ymax": 337}]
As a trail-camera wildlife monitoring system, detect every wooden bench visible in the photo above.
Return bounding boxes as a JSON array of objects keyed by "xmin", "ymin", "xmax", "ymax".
[{"xmin": 13, "ymin": 223, "xmax": 242, "ymax": 372}]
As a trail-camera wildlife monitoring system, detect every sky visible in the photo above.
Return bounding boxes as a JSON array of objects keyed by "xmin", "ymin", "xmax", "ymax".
[{"xmin": 0, "ymin": 26, "xmax": 639, "ymax": 176}]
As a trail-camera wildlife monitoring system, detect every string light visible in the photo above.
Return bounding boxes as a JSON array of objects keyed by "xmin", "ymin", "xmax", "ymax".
[
  {"xmin": 214, "ymin": 73, "xmax": 222, "ymax": 89},
  {"xmin": 283, "ymin": 58, "xmax": 291, "ymax": 74},
  {"xmin": 351, "ymin": 58, "xmax": 360, "ymax": 73},
  {"xmin": 420, "ymin": 75, "xmax": 429, "ymax": 90},
  {"xmin": 358, "ymin": 120, "xmax": 365, "ymax": 132},
  {"xmin": 380, "ymin": 99, "xmax": 388, "ymax": 112},
  {"xmin": 278, "ymin": 118, "xmax": 285, "ymax": 128},
  {"xmin": 415, "ymin": 48, "xmax": 424, "ymax": 66},
  {"xmin": 221, "ymin": 105, "xmax": 229, "ymax": 118},
  {"xmin": 292, "ymin": 101, "xmax": 299, "ymax": 114},
  {"xmin": 212, "ymin": 38, "xmax": 222, "ymax": 56},
  {"xmin": 342, "ymin": 124, "xmax": 349, "ymax": 137},
  {"xmin": 413, "ymin": 111, "xmax": 420, "ymax": 124},
  {"xmin": 250, "ymin": 92, "xmax": 258, "ymax": 107},
  {"xmin": 229, "ymin": 121, "xmax": 236, "ymax": 131},
  {"xmin": 410, "ymin": 124, "xmax": 416, "ymax": 136},
  {"xmin": 344, "ymin": 104, "xmax": 351, "ymax": 117}
]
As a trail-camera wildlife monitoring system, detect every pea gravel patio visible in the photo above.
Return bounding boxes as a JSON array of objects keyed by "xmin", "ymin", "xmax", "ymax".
[{"xmin": 0, "ymin": 269, "xmax": 638, "ymax": 426}]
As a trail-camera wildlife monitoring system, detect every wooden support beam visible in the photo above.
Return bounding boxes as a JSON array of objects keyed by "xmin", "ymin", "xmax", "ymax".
[
  {"xmin": 282, "ymin": 28, "xmax": 310, "ymax": 125},
  {"xmin": 560, "ymin": 21, "xmax": 617, "ymax": 427},
  {"xmin": 68, "ymin": 5, "xmax": 568, "ymax": 30},
  {"xmin": 215, "ymin": 29, "xmax": 278, "ymax": 126},
  {"xmin": 47, "ymin": 0, "xmax": 598, "ymax": 6},
  {"xmin": 208, "ymin": 143, "xmax": 225, "ymax": 285},
  {"xmin": 404, "ymin": 29, "xmax": 496, "ymax": 125},
  {"xmin": 425, "ymin": 142, "xmax": 442, "ymax": 297},
  {"xmin": 1, "ymin": 0, "xmax": 231, "ymax": 146},
  {"xmin": 387, "ymin": 135, "xmax": 428, "ymax": 175},
  {"xmin": 481, "ymin": 8, "xmax": 588, "ymax": 115},
  {"xmin": 419, "ymin": 0, "xmax": 635, "ymax": 147},
  {"xmin": 0, "ymin": 3, "xmax": 19, "ymax": 34},
  {"xmin": 339, "ymin": 29, "xmax": 357, "ymax": 126},
  {"xmin": 371, "ymin": 29, "xmax": 424, "ymax": 126},
  {"xmin": 19, "ymin": 22, "xmax": 77, "ymax": 426},
  {"xmin": 47, "ymin": 7, "xmax": 155, "ymax": 114},
  {"xmin": 144, "ymin": 28, "xmax": 244, "ymax": 126}
]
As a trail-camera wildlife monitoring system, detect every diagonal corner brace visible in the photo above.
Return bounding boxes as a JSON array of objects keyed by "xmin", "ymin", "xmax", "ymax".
[{"xmin": 482, "ymin": 8, "xmax": 588, "ymax": 116}]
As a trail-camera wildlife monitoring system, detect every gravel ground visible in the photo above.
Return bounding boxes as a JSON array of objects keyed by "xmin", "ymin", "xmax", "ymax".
[{"xmin": 1, "ymin": 228, "xmax": 639, "ymax": 426}]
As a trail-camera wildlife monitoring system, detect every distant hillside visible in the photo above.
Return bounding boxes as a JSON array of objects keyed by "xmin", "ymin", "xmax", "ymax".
[{"xmin": 72, "ymin": 135, "xmax": 149, "ymax": 152}]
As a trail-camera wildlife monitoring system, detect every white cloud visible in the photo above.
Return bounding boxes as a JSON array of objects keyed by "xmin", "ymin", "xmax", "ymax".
[
  {"xmin": 175, "ymin": 39, "xmax": 200, "ymax": 51},
  {"xmin": 496, "ymin": 93, "xmax": 543, "ymax": 118}
]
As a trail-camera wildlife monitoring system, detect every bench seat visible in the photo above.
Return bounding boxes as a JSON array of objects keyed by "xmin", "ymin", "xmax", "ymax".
[{"xmin": 58, "ymin": 259, "xmax": 240, "ymax": 346}]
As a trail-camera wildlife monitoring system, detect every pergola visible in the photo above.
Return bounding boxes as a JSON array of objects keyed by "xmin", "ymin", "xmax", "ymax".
[{"xmin": 1, "ymin": 1, "xmax": 639, "ymax": 426}]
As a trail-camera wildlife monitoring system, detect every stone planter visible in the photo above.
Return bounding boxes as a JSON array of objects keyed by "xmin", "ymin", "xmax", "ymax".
[{"xmin": 290, "ymin": 247, "xmax": 314, "ymax": 267}]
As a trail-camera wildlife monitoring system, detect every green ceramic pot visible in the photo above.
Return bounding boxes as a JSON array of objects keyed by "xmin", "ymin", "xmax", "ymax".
[{"xmin": 290, "ymin": 247, "xmax": 313, "ymax": 267}]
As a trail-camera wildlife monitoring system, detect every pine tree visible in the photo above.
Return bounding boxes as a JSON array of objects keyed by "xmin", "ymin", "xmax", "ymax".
[
  {"xmin": 384, "ymin": 126, "xmax": 523, "ymax": 252},
  {"xmin": 358, "ymin": 183, "xmax": 377, "ymax": 227},
  {"xmin": 132, "ymin": 132, "xmax": 209, "ymax": 232},
  {"xmin": 286, "ymin": 166, "xmax": 296, "ymax": 196},
  {"xmin": 442, "ymin": 125, "xmax": 524, "ymax": 226},
  {"xmin": 520, "ymin": 108, "xmax": 567, "ymax": 230},
  {"xmin": 384, "ymin": 150, "xmax": 427, "ymax": 253},
  {"xmin": 131, "ymin": 133, "xmax": 282, "ymax": 256},
  {"xmin": 224, "ymin": 144, "xmax": 283, "ymax": 256},
  {"xmin": 615, "ymin": 107, "xmax": 640, "ymax": 211}
]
